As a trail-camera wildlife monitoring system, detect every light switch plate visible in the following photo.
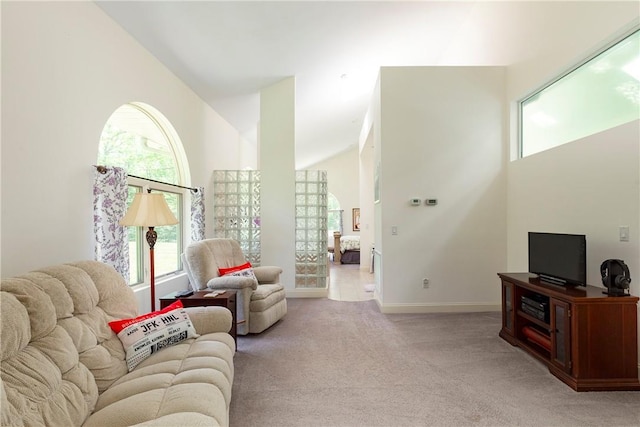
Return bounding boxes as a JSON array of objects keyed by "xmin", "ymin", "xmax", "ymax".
[{"xmin": 620, "ymin": 226, "xmax": 629, "ymax": 242}]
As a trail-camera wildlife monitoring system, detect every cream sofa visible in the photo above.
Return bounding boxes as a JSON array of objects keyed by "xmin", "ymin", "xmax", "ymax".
[{"xmin": 0, "ymin": 261, "xmax": 235, "ymax": 426}]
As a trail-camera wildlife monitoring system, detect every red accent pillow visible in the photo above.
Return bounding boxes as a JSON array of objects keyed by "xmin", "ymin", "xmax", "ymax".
[
  {"xmin": 219, "ymin": 262, "xmax": 252, "ymax": 276},
  {"xmin": 109, "ymin": 300, "xmax": 197, "ymax": 371}
]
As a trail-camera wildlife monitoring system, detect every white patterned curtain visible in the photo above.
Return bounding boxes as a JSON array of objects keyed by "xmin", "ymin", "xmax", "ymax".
[
  {"xmin": 93, "ymin": 166, "xmax": 129, "ymax": 280},
  {"xmin": 190, "ymin": 186, "xmax": 205, "ymax": 242}
]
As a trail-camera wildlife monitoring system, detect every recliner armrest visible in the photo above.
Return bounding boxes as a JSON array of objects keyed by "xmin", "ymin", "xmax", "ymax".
[
  {"xmin": 253, "ymin": 266, "xmax": 283, "ymax": 284},
  {"xmin": 207, "ymin": 275, "xmax": 257, "ymax": 290},
  {"xmin": 184, "ymin": 306, "xmax": 232, "ymax": 335}
]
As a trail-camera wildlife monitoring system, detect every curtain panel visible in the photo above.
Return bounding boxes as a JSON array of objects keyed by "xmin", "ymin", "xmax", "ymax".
[
  {"xmin": 190, "ymin": 186, "xmax": 205, "ymax": 242},
  {"xmin": 93, "ymin": 166, "xmax": 129, "ymax": 280}
]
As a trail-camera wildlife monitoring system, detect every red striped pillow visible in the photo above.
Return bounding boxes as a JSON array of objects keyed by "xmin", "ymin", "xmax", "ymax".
[
  {"xmin": 219, "ymin": 261, "xmax": 257, "ymax": 282},
  {"xmin": 219, "ymin": 262, "xmax": 252, "ymax": 276}
]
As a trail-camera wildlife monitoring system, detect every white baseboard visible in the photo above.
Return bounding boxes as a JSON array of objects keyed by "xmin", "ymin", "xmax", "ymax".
[
  {"xmin": 375, "ymin": 300, "xmax": 501, "ymax": 314},
  {"xmin": 285, "ymin": 288, "xmax": 328, "ymax": 298}
]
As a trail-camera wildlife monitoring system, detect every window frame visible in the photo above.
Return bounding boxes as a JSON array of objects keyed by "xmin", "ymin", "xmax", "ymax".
[
  {"xmin": 127, "ymin": 185, "xmax": 144, "ymax": 285},
  {"xmin": 98, "ymin": 102, "xmax": 192, "ymax": 287},
  {"xmin": 327, "ymin": 193, "xmax": 343, "ymax": 235},
  {"xmin": 518, "ymin": 26, "xmax": 640, "ymax": 158},
  {"xmin": 127, "ymin": 177, "xmax": 185, "ymax": 286}
]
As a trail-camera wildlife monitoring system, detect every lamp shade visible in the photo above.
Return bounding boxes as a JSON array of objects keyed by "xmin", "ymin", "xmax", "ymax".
[{"xmin": 119, "ymin": 192, "xmax": 178, "ymax": 227}]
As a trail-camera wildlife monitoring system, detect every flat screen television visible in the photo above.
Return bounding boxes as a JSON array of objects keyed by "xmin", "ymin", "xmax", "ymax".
[{"xmin": 528, "ymin": 232, "xmax": 587, "ymax": 286}]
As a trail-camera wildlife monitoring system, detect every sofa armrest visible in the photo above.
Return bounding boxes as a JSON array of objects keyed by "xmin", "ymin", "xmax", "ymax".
[
  {"xmin": 253, "ymin": 266, "xmax": 283, "ymax": 284},
  {"xmin": 207, "ymin": 275, "xmax": 257, "ymax": 290},
  {"xmin": 184, "ymin": 306, "xmax": 232, "ymax": 335}
]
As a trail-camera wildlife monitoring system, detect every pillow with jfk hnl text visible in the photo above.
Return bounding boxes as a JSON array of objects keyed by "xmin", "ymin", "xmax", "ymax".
[
  {"xmin": 219, "ymin": 261, "xmax": 258, "ymax": 282},
  {"xmin": 108, "ymin": 300, "xmax": 198, "ymax": 371}
]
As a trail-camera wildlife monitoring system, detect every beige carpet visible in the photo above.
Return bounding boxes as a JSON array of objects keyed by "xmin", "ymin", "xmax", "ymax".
[{"xmin": 230, "ymin": 298, "xmax": 640, "ymax": 426}]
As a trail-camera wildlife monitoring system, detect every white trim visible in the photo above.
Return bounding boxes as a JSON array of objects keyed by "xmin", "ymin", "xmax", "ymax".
[
  {"xmin": 130, "ymin": 102, "xmax": 192, "ymax": 188},
  {"xmin": 285, "ymin": 288, "xmax": 329, "ymax": 298},
  {"xmin": 376, "ymin": 301, "xmax": 501, "ymax": 314}
]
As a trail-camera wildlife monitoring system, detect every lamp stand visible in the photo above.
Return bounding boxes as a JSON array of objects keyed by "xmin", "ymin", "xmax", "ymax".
[{"xmin": 146, "ymin": 226, "xmax": 157, "ymax": 312}]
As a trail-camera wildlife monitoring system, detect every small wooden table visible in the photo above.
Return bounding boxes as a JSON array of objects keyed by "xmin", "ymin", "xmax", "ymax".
[{"xmin": 160, "ymin": 290, "xmax": 238, "ymax": 346}]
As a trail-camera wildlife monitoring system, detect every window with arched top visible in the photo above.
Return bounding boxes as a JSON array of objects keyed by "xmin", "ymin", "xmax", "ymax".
[
  {"xmin": 98, "ymin": 102, "xmax": 190, "ymax": 285},
  {"xmin": 327, "ymin": 192, "xmax": 343, "ymax": 235}
]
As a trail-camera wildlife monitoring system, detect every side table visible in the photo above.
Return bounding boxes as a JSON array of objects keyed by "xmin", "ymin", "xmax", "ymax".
[{"xmin": 160, "ymin": 290, "xmax": 238, "ymax": 347}]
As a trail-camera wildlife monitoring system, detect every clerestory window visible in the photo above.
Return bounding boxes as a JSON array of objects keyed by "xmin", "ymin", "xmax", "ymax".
[{"xmin": 520, "ymin": 29, "xmax": 639, "ymax": 158}]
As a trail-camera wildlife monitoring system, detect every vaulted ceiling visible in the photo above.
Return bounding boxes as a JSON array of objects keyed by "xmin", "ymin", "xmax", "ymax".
[{"xmin": 96, "ymin": 1, "xmax": 636, "ymax": 169}]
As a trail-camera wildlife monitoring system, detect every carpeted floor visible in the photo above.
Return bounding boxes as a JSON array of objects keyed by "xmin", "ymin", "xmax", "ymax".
[{"xmin": 230, "ymin": 298, "xmax": 640, "ymax": 426}]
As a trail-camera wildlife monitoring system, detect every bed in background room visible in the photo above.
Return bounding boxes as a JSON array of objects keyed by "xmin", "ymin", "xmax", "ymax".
[{"xmin": 332, "ymin": 232, "xmax": 360, "ymax": 264}]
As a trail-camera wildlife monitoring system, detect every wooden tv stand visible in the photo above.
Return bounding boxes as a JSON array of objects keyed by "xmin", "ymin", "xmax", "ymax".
[{"xmin": 498, "ymin": 273, "xmax": 640, "ymax": 391}]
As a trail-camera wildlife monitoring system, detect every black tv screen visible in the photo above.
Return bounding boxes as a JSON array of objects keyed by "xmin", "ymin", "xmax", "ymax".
[{"xmin": 528, "ymin": 232, "xmax": 587, "ymax": 286}]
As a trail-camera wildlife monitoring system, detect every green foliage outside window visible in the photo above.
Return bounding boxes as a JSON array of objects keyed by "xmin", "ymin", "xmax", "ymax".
[
  {"xmin": 98, "ymin": 123, "xmax": 178, "ymax": 184},
  {"xmin": 327, "ymin": 193, "xmax": 342, "ymax": 234},
  {"xmin": 98, "ymin": 104, "xmax": 184, "ymax": 284}
]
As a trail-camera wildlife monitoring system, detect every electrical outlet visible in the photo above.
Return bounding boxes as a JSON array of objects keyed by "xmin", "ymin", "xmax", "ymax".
[{"xmin": 422, "ymin": 278, "xmax": 430, "ymax": 288}]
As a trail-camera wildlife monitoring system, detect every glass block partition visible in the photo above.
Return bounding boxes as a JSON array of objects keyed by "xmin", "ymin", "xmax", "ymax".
[
  {"xmin": 212, "ymin": 169, "xmax": 328, "ymax": 288},
  {"xmin": 212, "ymin": 170, "xmax": 261, "ymax": 264},
  {"xmin": 295, "ymin": 170, "xmax": 328, "ymax": 288}
]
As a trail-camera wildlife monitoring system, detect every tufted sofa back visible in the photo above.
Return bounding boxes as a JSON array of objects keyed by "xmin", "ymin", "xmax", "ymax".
[{"xmin": 1, "ymin": 261, "xmax": 138, "ymax": 426}]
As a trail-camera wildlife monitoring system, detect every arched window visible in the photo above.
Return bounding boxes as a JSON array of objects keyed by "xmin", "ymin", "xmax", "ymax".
[
  {"xmin": 97, "ymin": 103, "xmax": 190, "ymax": 285},
  {"xmin": 327, "ymin": 192, "xmax": 343, "ymax": 235}
]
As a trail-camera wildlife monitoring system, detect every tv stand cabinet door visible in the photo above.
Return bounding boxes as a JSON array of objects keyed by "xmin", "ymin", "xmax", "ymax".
[
  {"xmin": 550, "ymin": 298, "xmax": 571, "ymax": 374},
  {"xmin": 499, "ymin": 280, "xmax": 517, "ymax": 343}
]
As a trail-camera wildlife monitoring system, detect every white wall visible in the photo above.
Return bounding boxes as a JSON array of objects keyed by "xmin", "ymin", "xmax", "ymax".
[
  {"xmin": 307, "ymin": 146, "xmax": 360, "ymax": 236},
  {"xmin": 507, "ymin": 121, "xmax": 639, "ymax": 296},
  {"xmin": 377, "ymin": 66, "xmax": 507, "ymax": 312},
  {"xmin": 1, "ymin": 2, "xmax": 250, "ymax": 311},
  {"xmin": 358, "ymin": 130, "xmax": 375, "ymax": 272},
  {"xmin": 259, "ymin": 78, "xmax": 297, "ymax": 294}
]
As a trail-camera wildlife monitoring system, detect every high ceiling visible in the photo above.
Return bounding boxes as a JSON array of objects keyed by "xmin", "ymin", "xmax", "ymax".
[{"xmin": 96, "ymin": 1, "xmax": 636, "ymax": 169}]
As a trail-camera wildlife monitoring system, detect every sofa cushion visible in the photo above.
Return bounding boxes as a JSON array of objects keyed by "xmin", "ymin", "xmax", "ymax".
[
  {"xmin": 0, "ymin": 278, "xmax": 99, "ymax": 426},
  {"xmin": 109, "ymin": 301, "xmax": 198, "ymax": 371},
  {"xmin": 1, "ymin": 261, "xmax": 140, "ymax": 426},
  {"xmin": 84, "ymin": 332, "xmax": 234, "ymax": 427}
]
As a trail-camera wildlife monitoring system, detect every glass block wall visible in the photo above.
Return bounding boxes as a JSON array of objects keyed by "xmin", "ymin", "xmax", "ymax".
[
  {"xmin": 212, "ymin": 169, "xmax": 328, "ymax": 288},
  {"xmin": 212, "ymin": 170, "xmax": 261, "ymax": 264},
  {"xmin": 295, "ymin": 170, "xmax": 328, "ymax": 288}
]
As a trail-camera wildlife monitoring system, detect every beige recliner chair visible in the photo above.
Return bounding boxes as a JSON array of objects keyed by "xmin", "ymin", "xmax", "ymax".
[{"xmin": 182, "ymin": 238, "xmax": 287, "ymax": 335}]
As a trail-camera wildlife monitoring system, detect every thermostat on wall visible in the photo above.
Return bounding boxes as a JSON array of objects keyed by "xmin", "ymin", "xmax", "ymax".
[
  {"xmin": 410, "ymin": 198, "xmax": 421, "ymax": 206},
  {"xmin": 425, "ymin": 199, "xmax": 438, "ymax": 206}
]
